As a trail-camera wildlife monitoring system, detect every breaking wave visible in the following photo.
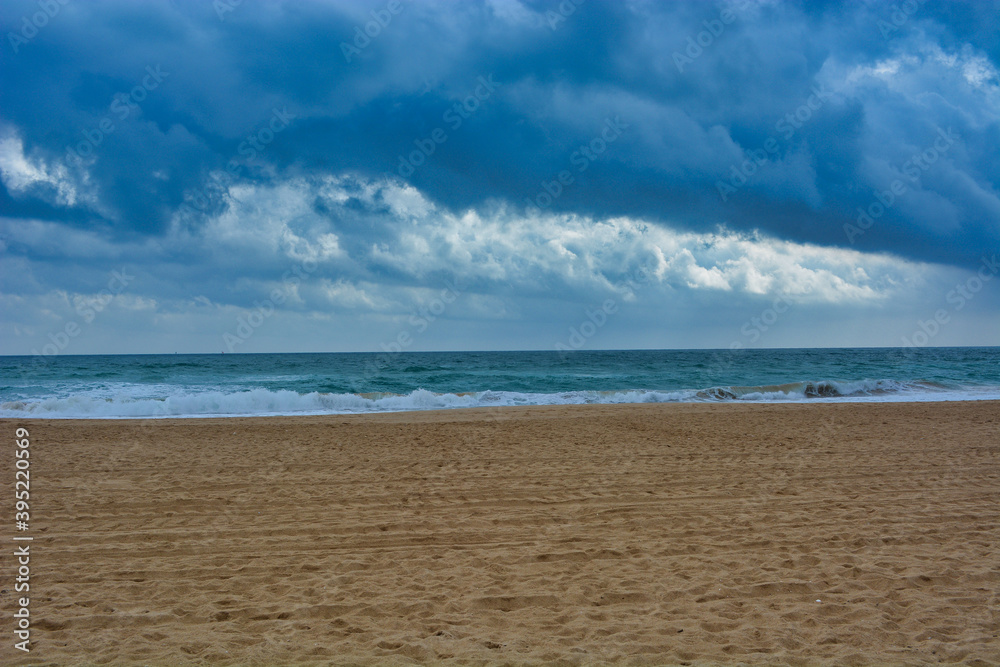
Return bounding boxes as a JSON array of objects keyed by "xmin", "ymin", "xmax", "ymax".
[{"xmin": 2, "ymin": 378, "xmax": 996, "ymax": 419}]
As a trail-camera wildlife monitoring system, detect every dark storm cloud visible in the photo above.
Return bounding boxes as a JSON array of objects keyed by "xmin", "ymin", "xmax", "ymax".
[{"xmin": 2, "ymin": 0, "xmax": 998, "ymax": 268}]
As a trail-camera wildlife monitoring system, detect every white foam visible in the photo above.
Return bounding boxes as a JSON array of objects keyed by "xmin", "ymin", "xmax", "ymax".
[{"xmin": 3, "ymin": 380, "xmax": 999, "ymax": 419}]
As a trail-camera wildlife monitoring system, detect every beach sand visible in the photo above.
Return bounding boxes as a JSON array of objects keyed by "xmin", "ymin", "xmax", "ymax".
[{"xmin": 2, "ymin": 401, "xmax": 999, "ymax": 665}]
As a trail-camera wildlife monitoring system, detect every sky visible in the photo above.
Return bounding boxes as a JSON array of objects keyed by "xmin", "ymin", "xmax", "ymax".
[{"xmin": 1, "ymin": 0, "xmax": 998, "ymax": 355}]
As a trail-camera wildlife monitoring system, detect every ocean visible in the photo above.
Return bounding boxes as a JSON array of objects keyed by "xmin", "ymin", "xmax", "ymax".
[{"xmin": 2, "ymin": 347, "xmax": 999, "ymax": 419}]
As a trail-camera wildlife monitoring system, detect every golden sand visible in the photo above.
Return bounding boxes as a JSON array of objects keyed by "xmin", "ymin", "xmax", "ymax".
[{"xmin": 2, "ymin": 401, "xmax": 999, "ymax": 665}]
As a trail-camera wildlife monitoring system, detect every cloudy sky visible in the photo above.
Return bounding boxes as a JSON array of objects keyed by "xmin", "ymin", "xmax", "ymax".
[{"xmin": 1, "ymin": 0, "xmax": 998, "ymax": 355}]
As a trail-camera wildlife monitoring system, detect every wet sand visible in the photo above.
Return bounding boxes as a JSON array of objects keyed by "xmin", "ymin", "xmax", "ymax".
[{"xmin": 2, "ymin": 401, "xmax": 999, "ymax": 665}]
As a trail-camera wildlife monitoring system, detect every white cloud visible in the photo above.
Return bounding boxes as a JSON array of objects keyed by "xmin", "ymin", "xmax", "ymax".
[
  {"xmin": 485, "ymin": 0, "xmax": 536, "ymax": 25},
  {"xmin": 835, "ymin": 42, "xmax": 999, "ymax": 126},
  {"xmin": 172, "ymin": 174, "xmax": 938, "ymax": 309},
  {"xmin": 1, "ymin": 218, "xmax": 110, "ymax": 259},
  {"xmin": 196, "ymin": 179, "xmax": 346, "ymax": 264},
  {"xmin": 0, "ymin": 131, "xmax": 82, "ymax": 207},
  {"xmin": 1, "ymin": 171, "xmax": 965, "ymax": 355},
  {"xmin": 319, "ymin": 279, "xmax": 391, "ymax": 310}
]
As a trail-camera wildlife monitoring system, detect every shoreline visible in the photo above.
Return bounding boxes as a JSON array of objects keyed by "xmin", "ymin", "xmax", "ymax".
[
  {"xmin": 3, "ymin": 401, "xmax": 998, "ymax": 665},
  {"xmin": 7, "ymin": 396, "xmax": 1000, "ymax": 422}
]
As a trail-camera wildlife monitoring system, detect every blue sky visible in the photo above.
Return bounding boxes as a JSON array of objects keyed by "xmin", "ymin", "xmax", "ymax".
[{"xmin": 1, "ymin": 0, "xmax": 998, "ymax": 355}]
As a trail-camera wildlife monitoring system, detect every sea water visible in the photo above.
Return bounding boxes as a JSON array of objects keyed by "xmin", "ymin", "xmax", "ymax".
[{"xmin": 2, "ymin": 347, "xmax": 999, "ymax": 418}]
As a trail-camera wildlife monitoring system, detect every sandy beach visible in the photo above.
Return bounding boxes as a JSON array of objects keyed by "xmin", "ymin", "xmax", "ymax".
[{"xmin": 2, "ymin": 401, "xmax": 999, "ymax": 665}]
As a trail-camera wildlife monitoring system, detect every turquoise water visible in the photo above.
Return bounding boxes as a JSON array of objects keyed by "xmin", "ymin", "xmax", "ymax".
[{"xmin": 1, "ymin": 347, "xmax": 999, "ymax": 418}]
